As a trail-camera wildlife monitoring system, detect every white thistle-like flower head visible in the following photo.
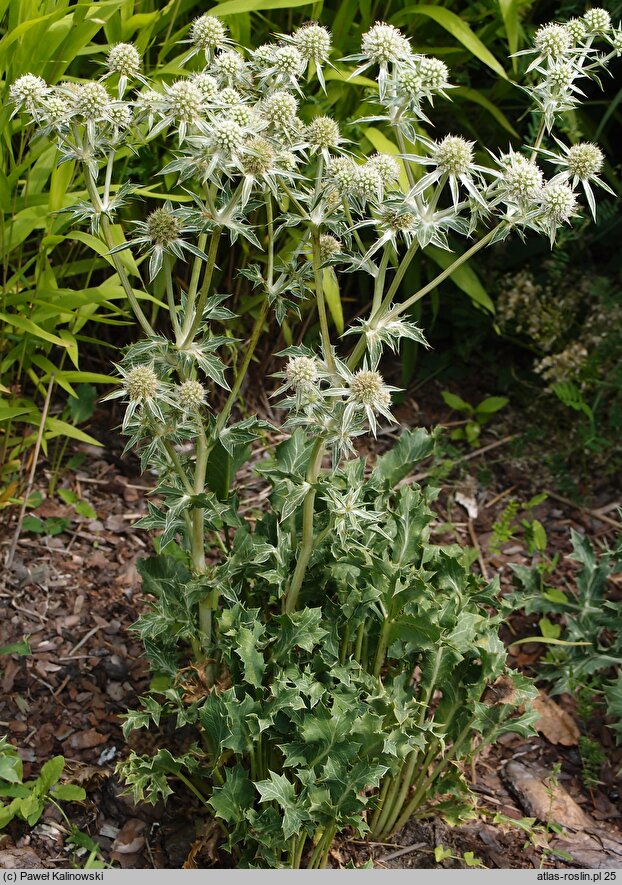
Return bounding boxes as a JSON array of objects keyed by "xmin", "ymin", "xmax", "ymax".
[
  {"xmin": 191, "ymin": 15, "xmax": 228, "ymax": 50},
  {"xmin": 293, "ymin": 23, "xmax": 331, "ymax": 61},
  {"xmin": 354, "ymin": 162, "xmax": 383, "ymax": 200},
  {"xmin": 75, "ymin": 82, "xmax": 110, "ymax": 117},
  {"xmin": 253, "ymin": 44, "xmax": 278, "ymax": 67},
  {"xmin": 241, "ymin": 137, "xmax": 275, "ymax": 175},
  {"xmin": 212, "ymin": 50, "xmax": 247, "ymax": 83},
  {"xmin": 9, "ymin": 73, "xmax": 48, "ymax": 110},
  {"xmin": 369, "ymin": 153, "xmax": 401, "ymax": 185},
  {"xmin": 44, "ymin": 90, "xmax": 70, "ymax": 124},
  {"xmin": 262, "ymin": 90, "xmax": 297, "ymax": 128},
  {"xmin": 307, "ymin": 115, "xmax": 340, "ymax": 148},
  {"xmin": 286, "ymin": 356, "xmax": 319, "ymax": 391},
  {"xmin": 145, "ymin": 207, "xmax": 181, "ymax": 246},
  {"xmin": 213, "ymin": 118, "xmax": 244, "ymax": 152},
  {"xmin": 167, "ymin": 79, "xmax": 203, "ymax": 121},
  {"xmin": 501, "ymin": 155, "xmax": 543, "ymax": 201},
  {"xmin": 218, "ymin": 87, "xmax": 242, "ymax": 106},
  {"xmin": 349, "ymin": 369, "xmax": 391, "ymax": 409},
  {"xmin": 177, "ymin": 379, "xmax": 206, "ymax": 410},
  {"xmin": 319, "ymin": 234, "xmax": 342, "ymax": 261},
  {"xmin": 541, "ymin": 182, "xmax": 577, "ymax": 221},
  {"xmin": 125, "ymin": 366, "xmax": 159, "ymax": 401},
  {"xmin": 583, "ymin": 8, "xmax": 611, "ymax": 33},
  {"xmin": 108, "ymin": 104, "xmax": 132, "ymax": 130},
  {"xmin": 566, "ymin": 142, "xmax": 604, "ymax": 179},
  {"xmin": 191, "ymin": 72, "xmax": 218, "ymax": 100},
  {"xmin": 417, "ymin": 56, "xmax": 449, "ymax": 90},
  {"xmin": 434, "ymin": 135, "xmax": 474, "ymax": 176},
  {"xmin": 107, "ymin": 43, "xmax": 141, "ymax": 77},
  {"xmin": 565, "ymin": 18, "xmax": 587, "ymax": 42},
  {"xmin": 272, "ymin": 45, "xmax": 304, "ymax": 75},
  {"xmin": 534, "ymin": 23, "xmax": 572, "ymax": 57},
  {"xmin": 380, "ymin": 207, "xmax": 416, "ymax": 232},
  {"xmin": 361, "ymin": 22, "xmax": 411, "ymax": 64},
  {"xmin": 330, "ymin": 156, "xmax": 358, "ymax": 193},
  {"xmin": 548, "ymin": 61, "xmax": 574, "ymax": 88}
]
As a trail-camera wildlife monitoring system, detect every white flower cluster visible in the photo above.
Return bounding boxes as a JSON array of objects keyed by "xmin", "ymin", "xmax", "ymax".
[
  {"xmin": 8, "ymin": 10, "xmax": 617, "ymax": 455},
  {"xmin": 520, "ymin": 9, "xmax": 618, "ymax": 128},
  {"xmin": 275, "ymin": 351, "xmax": 398, "ymax": 449}
]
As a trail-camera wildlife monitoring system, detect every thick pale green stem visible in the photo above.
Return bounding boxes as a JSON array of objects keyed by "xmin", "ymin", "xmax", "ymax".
[
  {"xmin": 347, "ymin": 225, "xmax": 501, "ymax": 371},
  {"xmin": 390, "ymin": 720, "xmax": 474, "ymax": 836},
  {"xmin": 374, "ymin": 749, "xmax": 420, "ymax": 840},
  {"xmin": 164, "ymin": 440, "xmax": 193, "ymax": 495},
  {"xmin": 164, "ymin": 256, "xmax": 182, "ymax": 340},
  {"xmin": 369, "ymin": 774, "xmax": 393, "ymax": 835},
  {"xmin": 180, "ymin": 228, "xmax": 222, "ymax": 347},
  {"xmin": 372, "ymin": 616, "xmax": 392, "ymax": 678},
  {"xmin": 372, "ymin": 246, "xmax": 390, "ymax": 314},
  {"xmin": 283, "ymin": 438, "xmax": 325, "ymax": 615},
  {"xmin": 387, "ymin": 226, "xmax": 500, "ymax": 321},
  {"xmin": 311, "ymin": 229, "xmax": 335, "ymax": 373},
  {"xmin": 384, "ymin": 238, "xmax": 419, "ymax": 306},
  {"xmin": 192, "ymin": 428, "xmax": 208, "ymax": 577},
  {"xmin": 83, "ymin": 171, "xmax": 154, "ymax": 337},
  {"xmin": 214, "ymin": 297, "xmax": 270, "ymax": 436}
]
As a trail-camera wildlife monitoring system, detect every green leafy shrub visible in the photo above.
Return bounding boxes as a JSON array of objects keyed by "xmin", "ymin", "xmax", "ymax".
[
  {"xmin": 11, "ymin": 6, "xmax": 619, "ymax": 867},
  {"xmin": 511, "ymin": 526, "xmax": 622, "ymax": 736}
]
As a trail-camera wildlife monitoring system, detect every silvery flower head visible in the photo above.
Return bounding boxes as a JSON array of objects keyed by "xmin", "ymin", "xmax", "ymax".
[
  {"xmin": 285, "ymin": 23, "xmax": 332, "ymax": 89},
  {"xmin": 534, "ymin": 23, "xmax": 572, "ymax": 58},
  {"xmin": 319, "ymin": 234, "xmax": 342, "ymax": 262},
  {"xmin": 368, "ymin": 153, "xmax": 401, "ymax": 186},
  {"xmin": 539, "ymin": 181, "xmax": 578, "ymax": 244},
  {"xmin": 211, "ymin": 50, "xmax": 251, "ymax": 88},
  {"xmin": 191, "ymin": 72, "xmax": 219, "ymax": 101},
  {"xmin": 495, "ymin": 150, "xmax": 543, "ymax": 208},
  {"xmin": 538, "ymin": 140, "xmax": 613, "ymax": 220},
  {"xmin": 291, "ymin": 23, "xmax": 331, "ymax": 62},
  {"xmin": 329, "ymin": 156, "xmax": 359, "ymax": 195},
  {"xmin": 104, "ymin": 41, "xmax": 143, "ymax": 98},
  {"xmin": 261, "ymin": 90, "xmax": 299, "ymax": 135},
  {"xmin": 9, "ymin": 73, "xmax": 49, "ymax": 117},
  {"xmin": 347, "ymin": 22, "xmax": 412, "ymax": 98},
  {"xmin": 327, "ymin": 359, "xmax": 399, "ymax": 437},
  {"xmin": 565, "ymin": 18, "xmax": 587, "ymax": 43},
  {"xmin": 189, "ymin": 15, "xmax": 231, "ymax": 60},
  {"xmin": 176, "ymin": 379, "xmax": 207, "ymax": 411},
  {"xmin": 114, "ymin": 201, "xmax": 205, "ymax": 281},
  {"xmin": 125, "ymin": 365, "xmax": 160, "ymax": 401},
  {"xmin": 306, "ymin": 115, "xmax": 341, "ymax": 159},
  {"xmin": 582, "ymin": 8, "xmax": 611, "ymax": 34}
]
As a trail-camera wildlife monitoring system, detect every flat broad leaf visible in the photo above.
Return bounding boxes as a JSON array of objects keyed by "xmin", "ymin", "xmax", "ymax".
[{"xmin": 392, "ymin": 6, "xmax": 507, "ymax": 79}]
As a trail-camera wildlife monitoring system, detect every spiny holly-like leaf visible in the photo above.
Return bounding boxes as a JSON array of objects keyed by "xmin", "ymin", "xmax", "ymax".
[
  {"xmin": 371, "ymin": 428, "xmax": 435, "ymax": 487},
  {"xmin": 234, "ymin": 625, "xmax": 266, "ymax": 688},
  {"xmin": 198, "ymin": 692, "xmax": 229, "ymax": 762},
  {"xmin": 209, "ymin": 764, "xmax": 255, "ymax": 824},
  {"xmin": 255, "ymin": 771, "xmax": 308, "ymax": 840},
  {"xmin": 272, "ymin": 608, "xmax": 327, "ymax": 658}
]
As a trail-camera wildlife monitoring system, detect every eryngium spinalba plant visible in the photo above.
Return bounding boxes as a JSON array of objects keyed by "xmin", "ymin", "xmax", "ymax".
[{"xmin": 12, "ymin": 10, "xmax": 618, "ymax": 867}]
